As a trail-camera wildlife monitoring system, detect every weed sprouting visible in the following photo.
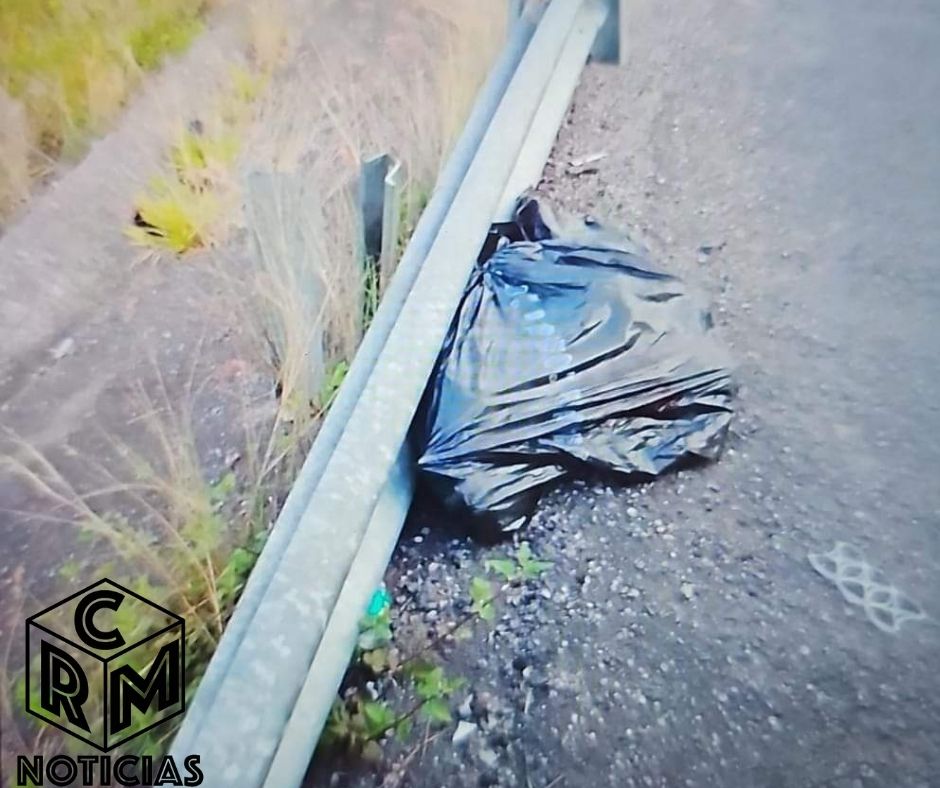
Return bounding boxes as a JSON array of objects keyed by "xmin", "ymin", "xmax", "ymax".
[
  {"xmin": 171, "ymin": 129, "xmax": 240, "ymax": 183},
  {"xmin": 469, "ymin": 576, "xmax": 496, "ymax": 622},
  {"xmin": 362, "ymin": 260, "xmax": 382, "ymax": 330},
  {"xmin": 229, "ymin": 65, "xmax": 267, "ymax": 106},
  {"xmin": 317, "ymin": 359, "xmax": 350, "ymax": 415},
  {"xmin": 485, "ymin": 542, "xmax": 555, "ymax": 583},
  {"xmin": 128, "ymin": 9, "xmax": 204, "ymax": 71},
  {"xmin": 323, "ymin": 543, "xmax": 553, "ymax": 763}
]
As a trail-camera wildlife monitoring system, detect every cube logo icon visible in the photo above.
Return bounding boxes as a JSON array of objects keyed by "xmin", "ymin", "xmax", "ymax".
[{"xmin": 25, "ymin": 578, "xmax": 185, "ymax": 751}]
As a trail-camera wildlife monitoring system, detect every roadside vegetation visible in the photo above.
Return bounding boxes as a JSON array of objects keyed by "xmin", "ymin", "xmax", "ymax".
[
  {"xmin": 320, "ymin": 545, "xmax": 553, "ymax": 765},
  {"xmin": 2, "ymin": 376, "xmax": 272, "ymax": 756},
  {"xmin": 0, "ymin": 0, "xmax": 213, "ymax": 218},
  {"xmin": 1, "ymin": 0, "xmax": 505, "ymax": 778},
  {"xmin": 125, "ymin": 65, "xmax": 265, "ymax": 254},
  {"xmin": 126, "ymin": 1, "xmax": 282, "ymax": 254}
]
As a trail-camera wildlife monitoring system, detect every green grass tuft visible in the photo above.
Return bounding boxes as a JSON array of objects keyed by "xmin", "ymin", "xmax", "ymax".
[
  {"xmin": 128, "ymin": 8, "xmax": 204, "ymax": 71},
  {"xmin": 127, "ymin": 65, "xmax": 265, "ymax": 255},
  {"xmin": 126, "ymin": 175, "xmax": 218, "ymax": 253}
]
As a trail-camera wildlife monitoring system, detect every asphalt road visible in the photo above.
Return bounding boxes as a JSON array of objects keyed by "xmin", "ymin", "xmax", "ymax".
[
  {"xmin": 529, "ymin": 1, "xmax": 940, "ymax": 783},
  {"xmin": 311, "ymin": 2, "xmax": 940, "ymax": 786}
]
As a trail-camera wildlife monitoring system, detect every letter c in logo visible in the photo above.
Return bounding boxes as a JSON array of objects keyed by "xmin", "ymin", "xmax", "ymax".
[{"xmin": 74, "ymin": 588, "xmax": 126, "ymax": 649}]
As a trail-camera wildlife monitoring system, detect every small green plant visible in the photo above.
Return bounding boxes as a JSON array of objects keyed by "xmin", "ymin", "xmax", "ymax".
[
  {"xmin": 0, "ymin": 376, "xmax": 286, "ymax": 767},
  {"xmin": 485, "ymin": 542, "xmax": 554, "ymax": 583},
  {"xmin": 404, "ymin": 661, "xmax": 465, "ymax": 724},
  {"xmin": 316, "ymin": 359, "xmax": 349, "ymax": 414},
  {"xmin": 471, "ymin": 542, "xmax": 553, "ymax": 622},
  {"xmin": 170, "ymin": 130, "xmax": 240, "ymax": 184},
  {"xmin": 324, "ymin": 589, "xmax": 470, "ymax": 760},
  {"xmin": 362, "ymin": 261, "xmax": 381, "ymax": 330},
  {"xmin": 469, "ymin": 576, "xmax": 496, "ymax": 621},
  {"xmin": 230, "ymin": 65, "xmax": 266, "ymax": 105},
  {"xmin": 324, "ymin": 543, "xmax": 553, "ymax": 762},
  {"xmin": 128, "ymin": 10, "xmax": 203, "ymax": 71},
  {"xmin": 323, "ymin": 696, "xmax": 406, "ymax": 763},
  {"xmin": 127, "ymin": 124, "xmax": 242, "ymax": 254},
  {"xmin": 215, "ymin": 529, "xmax": 267, "ymax": 610},
  {"xmin": 358, "ymin": 590, "xmax": 392, "ymax": 652},
  {"xmin": 324, "ymin": 659, "xmax": 464, "ymax": 760},
  {"xmin": 356, "ymin": 588, "xmax": 396, "ymax": 674}
]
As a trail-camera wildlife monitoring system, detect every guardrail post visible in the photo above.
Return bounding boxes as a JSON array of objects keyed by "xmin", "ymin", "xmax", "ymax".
[
  {"xmin": 360, "ymin": 155, "xmax": 402, "ymax": 269},
  {"xmin": 359, "ymin": 154, "xmax": 403, "ymax": 310},
  {"xmin": 379, "ymin": 159, "xmax": 402, "ymax": 280},
  {"xmin": 590, "ymin": 0, "xmax": 622, "ymax": 64}
]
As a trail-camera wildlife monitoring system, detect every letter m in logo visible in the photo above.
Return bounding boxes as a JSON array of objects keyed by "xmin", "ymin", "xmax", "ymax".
[{"xmin": 109, "ymin": 640, "xmax": 182, "ymax": 735}]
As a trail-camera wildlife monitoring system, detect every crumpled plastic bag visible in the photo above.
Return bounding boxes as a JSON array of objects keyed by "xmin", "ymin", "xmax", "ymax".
[{"xmin": 416, "ymin": 197, "xmax": 734, "ymax": 535}]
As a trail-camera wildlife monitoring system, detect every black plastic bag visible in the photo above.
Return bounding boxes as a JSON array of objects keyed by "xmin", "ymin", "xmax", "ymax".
[{"xmin": 417, "ymin": 198, "xmax": 734, "ymax": 535}]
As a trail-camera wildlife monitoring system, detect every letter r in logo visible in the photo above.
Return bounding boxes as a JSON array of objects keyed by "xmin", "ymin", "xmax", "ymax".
[{"xmin": 39, "ymin": 639, "xmax": 90, "ymax": 731}]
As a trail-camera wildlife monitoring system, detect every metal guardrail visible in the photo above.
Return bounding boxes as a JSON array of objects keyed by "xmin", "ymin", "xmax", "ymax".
[{"xmin": 169, "ymin": 2, "xmax": 621, "ymax": 785}]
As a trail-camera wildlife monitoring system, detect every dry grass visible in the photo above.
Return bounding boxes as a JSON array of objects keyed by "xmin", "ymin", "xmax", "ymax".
[
  {"xmin": 0, "ymin": 353, "xmax": 303, "ymax": 757},
  {"xmin": 4, "ymin": 383, "xmax": 242, "ymax": 645},
  {"xmin": 415, "ymin": 0, "xmax": 511, "ymax": 166},
  {"xmin": 126, "ymin": 66, "xmax": 261, "ymax": 254},
  {"xmin": 127, "ymin": 171, "xmax": 224, "ymax": 253},
  {"xmin": 125, "ymin": 0, "xmax": 291, "ymax": 255},
  {"xmin": 237, "ymin": 0, "xmax": 506, "ymax": 395},
  {"xmin": 241, "ymin": 2, "xmax": 291, "ymax": 74},
  {"xmin": 0, "ymin": 0, "xmax": 208, "ymax": 144},
  {"xmin": 0, "ymin": 569, "xmax": 66, "ymax": 771},
  {"xmin": 244, "ymin": 0, "xmax": 504, "ymax": 214},
  {"xmin": 235, "ymin": 173, "xmax": 361, "ymax": 403}
]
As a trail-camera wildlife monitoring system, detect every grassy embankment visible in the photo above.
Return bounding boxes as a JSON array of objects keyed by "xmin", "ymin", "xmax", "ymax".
[{"xmin": 0, "ymin": 0, "xmax": 211, "ymax": 218}]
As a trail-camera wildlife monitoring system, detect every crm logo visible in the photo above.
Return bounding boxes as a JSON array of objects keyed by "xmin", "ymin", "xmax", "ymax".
[{"xmin": 25, "ymin": 578, "xmax": 185, "ymax": 751}]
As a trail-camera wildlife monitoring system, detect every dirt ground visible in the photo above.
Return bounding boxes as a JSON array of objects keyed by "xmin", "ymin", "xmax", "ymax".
[
  {"xmin": 308, "ymin": 0, "xmax": 940, "ymax": 786},
  {"xmin": 0, "ymin": 0, "xmax": 460, "ymax": 611}
]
